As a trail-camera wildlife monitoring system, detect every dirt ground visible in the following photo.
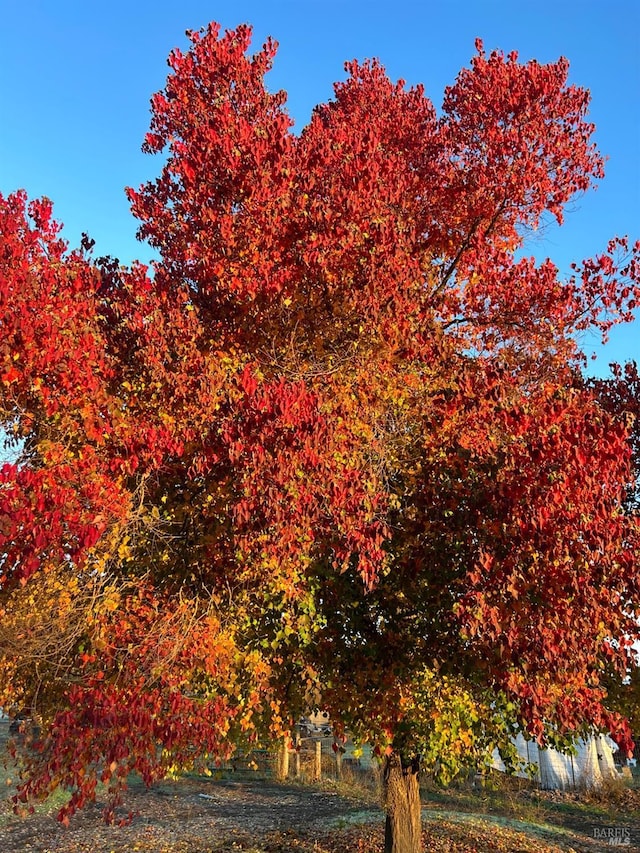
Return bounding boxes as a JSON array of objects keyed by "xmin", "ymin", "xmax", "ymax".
[
  {"xmin": 2, "ymin": 772, "xmax": 640, "ymax": 853},
  {"xmin": 2, "ymin": 715, "xmax": 640, "ymax": 853},
  {"xmin": 0, "ymin": 773, "xmax": 384, "ymax": 852}
]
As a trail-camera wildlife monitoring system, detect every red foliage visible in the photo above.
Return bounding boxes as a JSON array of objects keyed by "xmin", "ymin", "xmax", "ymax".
[{"xmin": 1, "ymin": 22, "xmax": 639, "ymax": 822}]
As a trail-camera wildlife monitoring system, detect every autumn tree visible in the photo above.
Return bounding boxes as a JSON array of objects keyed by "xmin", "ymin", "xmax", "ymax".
[{"xmin": 1, "ymin": 23, "xmax": 639, "ymax": 853}]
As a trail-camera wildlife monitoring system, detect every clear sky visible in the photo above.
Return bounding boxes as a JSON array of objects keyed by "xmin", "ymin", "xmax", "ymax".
[{"xmin": 1, "ymin": 0, "xmax": 638, "ymax": 376}]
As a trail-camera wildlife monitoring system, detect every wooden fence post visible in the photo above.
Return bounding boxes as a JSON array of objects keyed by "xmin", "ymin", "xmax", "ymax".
[
  {"xmin": 295, "ymin": 734, "xmax": 301, "ymax": 778},
  {"xmin": 315, "ymin": 740, "xmax": 322, "ymax": 780},
  {"xmin": 281, "ymin": 736, "xmax": 290, "ymax": 780}
]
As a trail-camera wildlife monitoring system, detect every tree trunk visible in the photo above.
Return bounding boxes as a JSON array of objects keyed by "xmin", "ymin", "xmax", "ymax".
[{"xmin": 383, "ymin": 751, "xmax": 421, "ymax": 853}]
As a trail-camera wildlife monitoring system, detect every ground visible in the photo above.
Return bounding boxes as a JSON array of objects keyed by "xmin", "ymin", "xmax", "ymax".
[{"xmin": 1, "ymin": 722, "xmax": 640, "ymax": 852}]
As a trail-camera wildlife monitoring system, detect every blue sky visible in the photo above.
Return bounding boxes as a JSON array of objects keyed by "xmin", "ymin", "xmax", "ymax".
[{"xmin": 1, "ymin": 0, "xmax": 638, "ymax": 376}]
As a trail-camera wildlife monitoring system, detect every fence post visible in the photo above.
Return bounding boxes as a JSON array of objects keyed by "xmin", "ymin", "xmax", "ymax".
[
  {"xmin": 295, "ymin": 734, "xmax": 301, "ymax": 778},
  {"xmin": 282, "ymin": 736, "xmax": 290, "ymax": 780},
  {"xmin": 335, "ymin": 744, "xmax": 343, "ymax": 779},
  {"xmin": 315, "ymin": 740, "xmax": 322, "ymax": 780}
]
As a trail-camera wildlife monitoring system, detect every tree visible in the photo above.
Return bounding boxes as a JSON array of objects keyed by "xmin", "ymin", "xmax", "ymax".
[{"xmin": 1, "ymin": 23, "xmax": 639, "ymax": 853}]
